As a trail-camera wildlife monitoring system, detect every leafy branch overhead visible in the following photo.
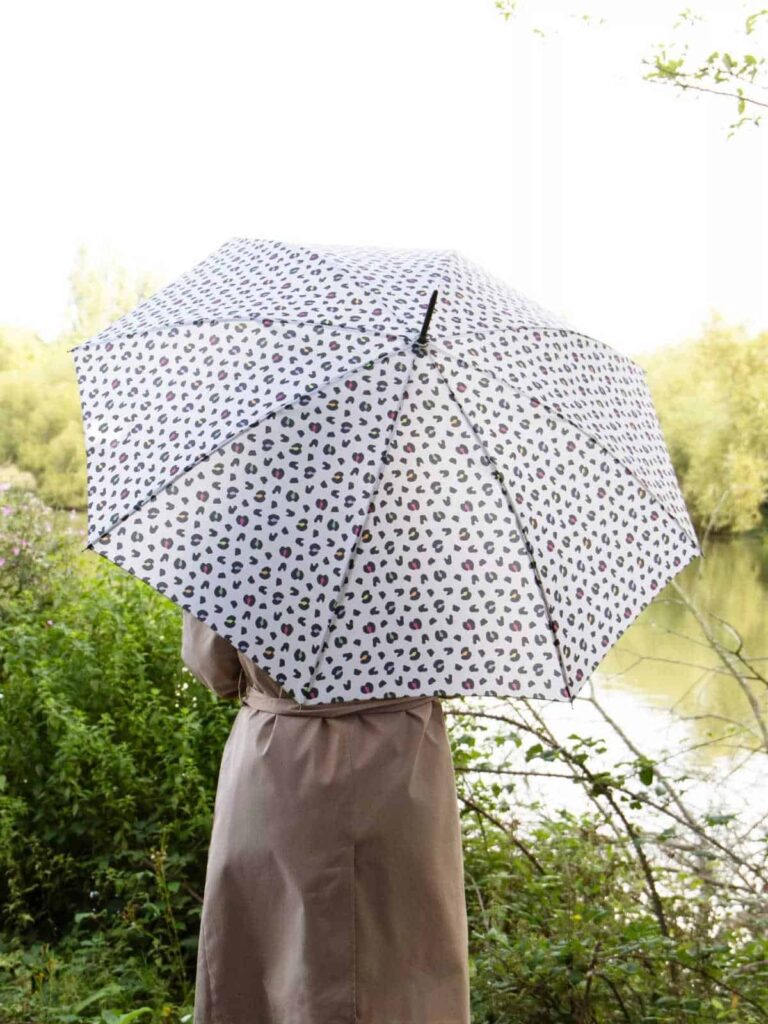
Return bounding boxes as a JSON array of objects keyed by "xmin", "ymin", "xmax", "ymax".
[
  {"xmin": 494, "ymin": 2, "xmax": 768, "ymax": 135},
  {"xmin": 645, "ymin": 8, "xmax": 768, "ymax": 136}
]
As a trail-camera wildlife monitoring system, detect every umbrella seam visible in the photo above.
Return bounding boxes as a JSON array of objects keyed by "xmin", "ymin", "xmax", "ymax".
[
  {"xmin": 70, "ymin": 318, "xmax": 614, "ymax": 357},
  {"xmin": 71, "ymin": 240, "xmax": 444, "ymax": 353},
  {"xmin": 77, "ymin": 332, "xmax": 409, "ymax": 468},
  {"xmin": 70, "ymin": 320, "xmax": 618, "ymax": 363},
  {"xmin": 428, "ymin": 326, "xmax": 649, "ymax": 378},
  {"xmin": 432, "ymin": 350, "xmax": 700, "ymax": 550},
  {"xmin": 304, "ymin": 350, "xmax": 419, "ymax": 692},
  {"xmin": 432, "ymin": 360, "xmax": 576, "ymax": 706},
  {"xmin": 68, "ymin": 316, "xmax": 422, "ymax": 355}
]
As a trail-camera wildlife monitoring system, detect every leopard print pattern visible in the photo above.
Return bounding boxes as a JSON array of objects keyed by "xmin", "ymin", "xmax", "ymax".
[{"xmin": 71, "ymin": 237, "xmax": 701, "ymax": 703}]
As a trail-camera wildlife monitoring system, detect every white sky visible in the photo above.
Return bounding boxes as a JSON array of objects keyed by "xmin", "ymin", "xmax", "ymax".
[{"xmin": 1, "ymin": 0, "xmax": 766, "ymax": 359}]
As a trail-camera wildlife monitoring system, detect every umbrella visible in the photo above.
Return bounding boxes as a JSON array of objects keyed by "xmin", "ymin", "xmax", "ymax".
[{"xmin": 69, "ymin": 237, "xmax": 702, "ymax": 705}]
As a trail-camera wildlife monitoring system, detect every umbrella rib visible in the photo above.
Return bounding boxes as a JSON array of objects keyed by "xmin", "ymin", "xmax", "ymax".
[
  {"xmin": 431, "ymin": 349, "xmax": 700, "ymax": 549},
  {"xmin": 69, "ymin": 316, "xmax": 419, "ymax": 355},
  {"xmin": 81, "ymin": 326, "xmax": 407, "ymax": 467},
  {"xmin": 432, "ymin": 358, "xmax": 576, "ymax": 706},
  {"xmin": 71, "ymin": 236, "xmax": 424, "ymax": 353},
  {"xmin": 306, "ymin": 352, "xmax": 419, "ymax": 693},
  {"xmin": 81, "ymin": 345, "xmax": 406, "ymax": 551},
  {"xmin": 427, "ymin": 332, "xmax": 644, "ymax": 396},
  {"xmin": 71, "ymin": 250, "xmax": 445, "ymax": 353},
  {"xmin": 428, "ymin": 299, "xmax": 643, "ymax": 382}
]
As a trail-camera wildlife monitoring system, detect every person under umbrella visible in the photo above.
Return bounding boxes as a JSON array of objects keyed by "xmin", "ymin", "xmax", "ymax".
[
  {"xmin": 70, "ymin": 237, "xmax": 701, "ymax": 1024},
  {"xmin": 181, "ymin": 608, "xmax": 470, "ymax": 1024}
]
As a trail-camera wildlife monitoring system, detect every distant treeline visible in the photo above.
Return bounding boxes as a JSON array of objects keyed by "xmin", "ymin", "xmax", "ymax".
[
  {"xmin": 1, "ymin": 251, "xmax": 766, "ymax": 534},
  {"xmin": 637, "ymin": 317, "xmax": 768, "ymax": 535}
]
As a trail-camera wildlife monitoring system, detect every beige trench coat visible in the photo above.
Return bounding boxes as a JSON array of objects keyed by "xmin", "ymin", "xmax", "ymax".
[{"xmin": 181, "ymin": 610, "xmax": 471, "ymax": 1024}]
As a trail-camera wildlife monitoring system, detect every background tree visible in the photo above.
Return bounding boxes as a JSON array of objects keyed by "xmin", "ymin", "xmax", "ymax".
[
  {"xmin": 0, "ymin": 248, "xmax": 160, "ymax": 509},
  {"xmin": 638, "ymin": 315, "xmax": 768, "ymax": 535}
]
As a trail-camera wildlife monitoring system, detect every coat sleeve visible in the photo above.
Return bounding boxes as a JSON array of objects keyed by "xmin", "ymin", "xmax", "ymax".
[{"xmin": 181, "ymin": 609, "xmax": 243, "ymax": 700}]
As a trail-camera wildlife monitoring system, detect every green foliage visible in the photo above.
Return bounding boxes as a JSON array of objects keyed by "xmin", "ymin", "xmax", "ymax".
[
  {"xmin": 0, "ymin": 487, "xmax": 77, "ymax": 613},
  {"xmin": 493, "ymin": 2, "xmax": 768, "ymax": 135},
  {"xmin": 0, "ymin": 488, "xmax": 234, "ymax": 1021},
  {"xmin": 0, "ymin": 336, "xmax": 85, "ymax": 509},
  {"xmin": 449, "ymin": 702, "xmax": 768, "ymax": 1023},
  {"xmin": 460, "ymin": 802, "xmax": 768, "ymax": 1022},
  {"xmin": 56, "ymin": 246, "xmax": 159, "ymax": 355},
  {"xmin": 0, "ymin": 934, "xmax": 175, "ymax": 1024},
  {"xmin": 494, "ymin": 0, "xmax": 517, "ymax": 21},
  {"xmin": 643, "ymin": 9, "xmax": 768, "ymax": 136},
  {"xmin": 638, "ymin": 315, "xmax": 768, "ymax": 535},
  {"xmin": 0, "ymin": 247, "xmax": 161, "ymax": 512}
]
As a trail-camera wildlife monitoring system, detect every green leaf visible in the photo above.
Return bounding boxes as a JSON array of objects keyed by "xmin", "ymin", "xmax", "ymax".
[
  {"xmin": 71, "ymin": 984, "xmax": 123, "ymax": 1014},
  {"xmin": 704, "ymin": 812, "xmax": 737, "ymax": 827},
  {"xmin": 112, "ymin": 1009, "xmax": 154, "ymax": 1024}
]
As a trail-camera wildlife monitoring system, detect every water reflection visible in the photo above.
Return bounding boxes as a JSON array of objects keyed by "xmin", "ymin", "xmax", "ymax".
[
  {"xmin": 449, "ymin": 534, "xmax": 768, "ymax": 823},
  {"xmin": 597, "ymin": 532, "xmax": 768, "ymax": 766}
]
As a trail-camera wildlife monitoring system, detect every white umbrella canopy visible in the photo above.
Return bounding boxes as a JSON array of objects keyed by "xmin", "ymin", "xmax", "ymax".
[{"xmin": 70, "ymin": 237, "xmax": 702, "ymax": 705}]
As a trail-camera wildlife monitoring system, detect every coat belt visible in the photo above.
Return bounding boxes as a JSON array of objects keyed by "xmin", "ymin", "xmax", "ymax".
[{"xmin": 240, "ymin": 686, "xmax": 438, "ymax": 718}]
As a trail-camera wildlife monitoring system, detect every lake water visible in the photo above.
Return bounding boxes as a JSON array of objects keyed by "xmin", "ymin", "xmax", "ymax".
[
  {"xmin": 449, "ymin": 533, "xmax": 768, "ymax": 823},
  {"xmin": 597, "ymin": 532, "xmax": 768, "ymax": 755}
]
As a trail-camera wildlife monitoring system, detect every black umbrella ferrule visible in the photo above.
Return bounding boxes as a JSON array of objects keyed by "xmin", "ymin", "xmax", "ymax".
[{"xmin": 412, "ymin": 289, "xmax": 438, "ymax": 356}]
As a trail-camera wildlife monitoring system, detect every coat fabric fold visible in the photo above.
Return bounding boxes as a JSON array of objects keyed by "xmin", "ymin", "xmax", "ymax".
[{"xmin": 182, "ymin": 610, "xmax": 471, "ymax": 1024}]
